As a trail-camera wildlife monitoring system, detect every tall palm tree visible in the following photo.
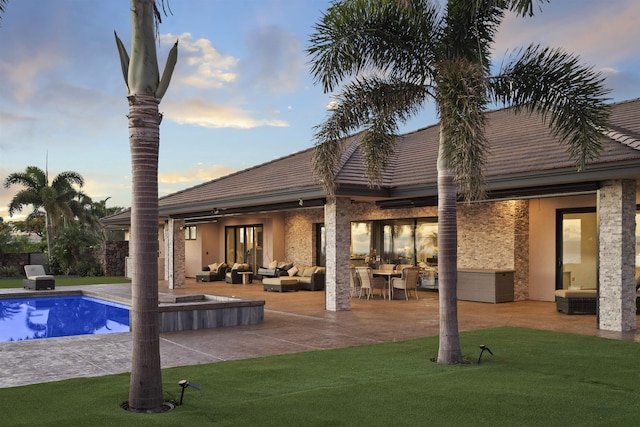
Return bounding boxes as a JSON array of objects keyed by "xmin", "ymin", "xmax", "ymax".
[
  {"xmin": 308, "ymin": 0, "xmax": 609, "ymax": 364},
  {"xmin": 3, "ymin": 166, "xmax": 85, "ymax": 261},
  {"xmin": 114, "ymin": 0, "xmax": 177, "ymax": 412},
  {"xmin": 0, "ymin": 0, "xmax": 7, "ymax": 25}
]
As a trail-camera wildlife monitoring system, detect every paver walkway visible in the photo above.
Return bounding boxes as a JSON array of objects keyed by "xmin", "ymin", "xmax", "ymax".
[{"xmin": 1, "ymin": 280, "xmax": 637, "ymax": 388}]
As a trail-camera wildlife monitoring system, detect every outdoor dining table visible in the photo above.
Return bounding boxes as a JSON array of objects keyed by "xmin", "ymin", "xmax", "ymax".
[{"xmin": 371, "ymin": 270, "xmax": 401, "ymax": 300}]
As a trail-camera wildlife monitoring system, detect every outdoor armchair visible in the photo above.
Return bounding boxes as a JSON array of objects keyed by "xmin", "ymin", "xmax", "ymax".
[
  {"xmin": 392, "ymin": 267, "xmax": 420, "ymax": 300},
  {"xmin": 355, "ymin": 267, "xmax": 386, "ymax": 300}
]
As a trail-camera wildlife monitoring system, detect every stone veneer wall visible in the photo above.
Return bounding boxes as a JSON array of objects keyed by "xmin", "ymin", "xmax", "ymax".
[
  {"xmin": 282, "ymin": 199, "xmax": 530, "ymax": 301},
  {"xmin": 344, "ymin": 199, "xmax": 529, "ymax": 301},
  {"xmin": 457, "ymin": 200, "xmax": 529, "ymax": 301},
  {"xmin": 170, "ymin": 219, "xmax": 186, "ymax": 288},
  {"xmin": 325, "ymin": 197, "xmax": 352, "ymax": 311},
  {"xmin": 598, "ymin": 179, "xmax": 637, "ymax": 331},
  {"xmin": 94, "ymin": 241, "xmax": 129, "ymax": 276},
  {"xmin": 284, "ymin": 208, "xmax": 325, "ymax": 265}
]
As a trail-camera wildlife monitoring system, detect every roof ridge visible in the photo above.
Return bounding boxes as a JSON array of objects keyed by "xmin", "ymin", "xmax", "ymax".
[{"xmin": 604, "ymin": 129, "xmax": 640, "ymax": 151}]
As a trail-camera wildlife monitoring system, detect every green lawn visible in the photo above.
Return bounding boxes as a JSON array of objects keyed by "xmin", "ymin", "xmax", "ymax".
[
  {"xmin": 0, "ymin": 276, "xmax": 131, "ymax": 289},
  {"xmin": 2, "ymin": 327, "xmax": 639, "ymax": 426}
]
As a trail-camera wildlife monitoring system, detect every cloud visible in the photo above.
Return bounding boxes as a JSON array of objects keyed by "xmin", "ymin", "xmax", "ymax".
[
  {"xmin": 159, "ymin": 164, "xmax": 238, "ymax": 185},
  {"xmin": 158, "ymin": 164, "xmax": 240, "ymax": 197},
  {"xmin": 163, "ymin": 98, "xmax": 289, "ymax": 129},
  {"xmin": 239, "ymin": 25, "xmax": 306, "ymax": 94},
  {"xmin": 495, "ymin": 1, "xmax": 640, "ymax": 67},
  {"xmin": 326, "ymin": 100, "xmax": 339, "ymax": 110},
  {"xmin": 0, "ymin": 46, "xmax": 63, "ymax": 104},
  {"xmin": 160, "ymin": 33, "xmax": 239, "ymax": 91}
]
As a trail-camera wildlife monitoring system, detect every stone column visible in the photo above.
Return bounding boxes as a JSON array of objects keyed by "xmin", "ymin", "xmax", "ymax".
[
  {"xmin": 597, "ymin": 179, "xmax": 637, "ymax": 331},
  {"xmin": 166, "ymin": 219, "xmax": 186, "ymax": 289},
  {"xmin": 325, "ymin": 197, "xmax": 351, "ymax": 311}
]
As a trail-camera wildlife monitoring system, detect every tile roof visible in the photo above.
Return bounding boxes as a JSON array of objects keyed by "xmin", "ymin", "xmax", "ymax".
[{"xmin": 103, "ymin": 98, "xmax": 640, "ymax": 225}]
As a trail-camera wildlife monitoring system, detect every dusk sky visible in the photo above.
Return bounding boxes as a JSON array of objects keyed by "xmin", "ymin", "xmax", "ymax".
[{"xmin": 1, "ymin": 0, "xmax": 639, "ymax": 221}]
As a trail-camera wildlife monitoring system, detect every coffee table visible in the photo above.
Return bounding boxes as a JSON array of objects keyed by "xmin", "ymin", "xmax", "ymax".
[{"xmin": 238, "ymin": 271, "xmax": 253, "ymax": 284}]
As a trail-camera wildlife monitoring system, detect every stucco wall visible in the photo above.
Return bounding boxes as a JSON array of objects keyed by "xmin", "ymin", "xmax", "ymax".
[{"xmin": 528, "ymin": 194, "xmax": 597, "ymax": 301}]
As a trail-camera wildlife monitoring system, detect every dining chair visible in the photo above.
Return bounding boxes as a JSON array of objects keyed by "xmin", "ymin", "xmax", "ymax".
[
  {"xmin": 349, "ymin": 266, "xmax": 361, "ymax": 298},
  {"xmin": 395, "ymin": 264, "xmax": 413, "ymax": 274},
  {"xmin": 355, "ymin": 266, "xmax": 386, "ymax": 299},
  {"xmin": 391, "ymin": 267, "xmax": 421, "ymax": 300},
  {"xmin": 379, "ymin": 263, "xmax": 396, "ymax": 272}
]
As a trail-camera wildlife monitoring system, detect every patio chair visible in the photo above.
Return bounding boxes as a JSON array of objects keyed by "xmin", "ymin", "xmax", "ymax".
[
  {"xmin": 23, "ymin": 265, "xmax": 56, "ymax": 290},
  {"xmin": 349, "ymin": 266, "xmax": 361, "ymax": 298},
  {"xmin": 355, "ymin": 267, "xmax": 386, "ymax": 300},
  {"xmin": 391, "ymin": 267, "xmax": 420, "ymax": 300}
]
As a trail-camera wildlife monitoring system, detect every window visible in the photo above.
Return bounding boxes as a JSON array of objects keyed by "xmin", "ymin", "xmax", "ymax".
[
  {"xmin": 184, "ymin": 225, "xmax": 196, "ymax": 240},
  {"xmin": 349, "ymin": 218, "xmax": 437, "ymax": 267},
  {"xmin": 350, "ymin": 221, "xmax": 375, "ymax": 266}
]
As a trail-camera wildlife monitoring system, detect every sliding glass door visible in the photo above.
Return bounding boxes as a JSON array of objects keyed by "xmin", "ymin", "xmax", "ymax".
[
  {"xmin": 225, "ymin": 225, "xmax": 263, "ymax": 273},
  {"xmin": 556, "ymin": 209, "xmax": 597, "ymax": 290}
]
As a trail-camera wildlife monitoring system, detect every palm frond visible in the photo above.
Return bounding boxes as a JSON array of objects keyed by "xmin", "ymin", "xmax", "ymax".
[
  {"xmin": 442, "ymin": 0, "xmax": 505, "ymax": 72},
  {"xmin": 8, "ymin": 190, "xmax": 42, "ymax": 217},
  {"xmin": 491, "ymin": 44, "xmax": 611, "ymax": 171},
  {"xmin": 308, "ymin": 0, "xmax": 441, "ymax": 93},
  {"xmin": 436, "ymin": 57, "xmax": 489, "ymax": 201},
  {"xmin": 506, "ymin": 0, "xmax": 549, "ymax": 17},
  {"xmin": 51, "ymin": 171, "xmax": 84, "ymax": 190},
  {"xmin": 312, "ymin": 77, "xmax": 431, "ymax": 194}
]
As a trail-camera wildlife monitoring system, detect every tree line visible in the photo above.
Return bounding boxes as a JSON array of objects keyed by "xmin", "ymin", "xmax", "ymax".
[{"xmin": 1, "ymin": 166, "xmax": 124, "ymax": 276}]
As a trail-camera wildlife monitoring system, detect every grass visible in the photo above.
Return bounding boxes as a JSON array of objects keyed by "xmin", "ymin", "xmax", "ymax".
[
  {"xmin": 2, "ymin": 326, "xmax": 640, "ymax": 426},
  {"xmin": 0, "ymin": 276, "xmax": 131, "ymax": 289}
]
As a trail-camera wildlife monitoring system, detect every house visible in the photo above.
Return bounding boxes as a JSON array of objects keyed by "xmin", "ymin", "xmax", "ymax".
[{"xmin": 103, "ymin": 98, "xmax": 640, "ymax": 331}]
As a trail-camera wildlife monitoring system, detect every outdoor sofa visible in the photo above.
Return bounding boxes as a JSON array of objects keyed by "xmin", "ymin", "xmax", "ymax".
[
  {"xmin": 225, "ymin": 263, "xmax": 252, "ymax": 284},
  {"xmin": 262, "ymin": 265, "xmax": 325, "ymax": 292},
  {"xmin": 555, "ymin": 276, "xmax": 640, "ymax": 315},
  {"xmin": 196, "ymin": 262, "xmax": 228, "ymax": 282}
]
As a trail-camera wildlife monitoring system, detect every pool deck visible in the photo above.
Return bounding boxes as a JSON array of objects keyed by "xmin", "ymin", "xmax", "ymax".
[{"xmin": 1, "ymin": 279, "xmax": 639, "ymax": 388}]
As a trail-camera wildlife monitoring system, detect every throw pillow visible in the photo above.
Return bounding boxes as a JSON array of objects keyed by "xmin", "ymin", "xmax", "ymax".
[
  {"xmin": 287, "ymin": 266, "xmax": 299, "ymax": 277},
  {"xmin": 209, "ymin": 263, "xmax": 219, "ymax": 273},
  {"xmin": 302, "ymin": 266, "xmax": 316, "ymax": 277},
  {"xmin": 232, "ymin": 262, "xmax": 239, "ymax": 270},
  {"xmin": 268, "ymin": 260, "xmax": 278, "ymax": 269}
]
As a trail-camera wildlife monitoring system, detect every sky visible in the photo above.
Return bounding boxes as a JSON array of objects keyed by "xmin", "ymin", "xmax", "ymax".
[{"xmin": 1, "ymin": 0, "xmax": 639, "ymax": 221}]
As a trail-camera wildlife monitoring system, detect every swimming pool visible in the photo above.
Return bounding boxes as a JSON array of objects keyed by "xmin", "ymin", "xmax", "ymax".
[{"xmin": 0, "ymin": 295, "xmax": 130, "ymax": 342}]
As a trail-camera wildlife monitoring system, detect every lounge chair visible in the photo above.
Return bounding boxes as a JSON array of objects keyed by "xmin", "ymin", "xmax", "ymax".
[{"xmin": 23, "ymin": 265, "xmax": 55, "ymax": 290}]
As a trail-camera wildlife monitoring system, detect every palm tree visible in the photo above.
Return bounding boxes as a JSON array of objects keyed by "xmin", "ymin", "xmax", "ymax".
[
  {"xmin": 3, "ymin": 166, "xmax": 85, "ymax": 261},
  {"xmin": 114, "ymin": 0, "xmax": 177, "ymax": 412},
  {"xmin": 308, "ymin": 0, "xmax": 609, "ymax": 364}
]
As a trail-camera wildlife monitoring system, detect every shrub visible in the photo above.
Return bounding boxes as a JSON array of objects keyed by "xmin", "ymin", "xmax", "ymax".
[{"xmin": 0, "ymin": 265, "xmax": 20, "ymax": 278}]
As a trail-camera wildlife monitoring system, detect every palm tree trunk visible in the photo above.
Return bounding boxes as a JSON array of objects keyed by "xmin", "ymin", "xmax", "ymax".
[
  {"xmin": 127, "ymin": 94, "xmax": 163, "ymax": 412},
  {"xmin": 45, "ymin": 212, "xmax": 53, "ymax": 267},
  {"xmin": 436, "ymin": 129, "xmax": 463, "ymax": 364}
]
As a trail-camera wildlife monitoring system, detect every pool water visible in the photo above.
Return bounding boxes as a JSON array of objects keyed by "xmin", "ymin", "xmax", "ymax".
[{"xmin": 0, "ymin": 295, "xmax": 130, "ymax": 342}]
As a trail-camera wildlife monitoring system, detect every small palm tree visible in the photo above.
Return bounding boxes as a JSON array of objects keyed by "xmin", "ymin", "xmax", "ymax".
[
  {"xmin": 308, "ymin": 0, "xmax": 610, "ymax": 364},
  {"xmin": 3, "ymin": 166, "xmax": 85, "ymax": 261}
]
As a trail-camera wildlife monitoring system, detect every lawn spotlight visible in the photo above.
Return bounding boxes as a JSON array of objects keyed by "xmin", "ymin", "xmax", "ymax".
[
  {"xmin": 477, "ymin": 345, "xmax": 494, "ymax": 364},
  {"xmin": 178, "ymin": 380, "xmax": 202, "ymax": 405}
]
